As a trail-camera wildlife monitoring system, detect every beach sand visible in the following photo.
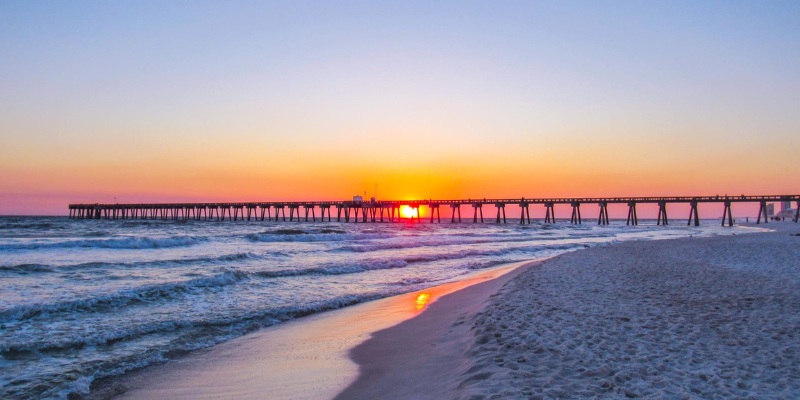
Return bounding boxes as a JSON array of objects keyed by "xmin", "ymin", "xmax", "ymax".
[
  {"xmin": 455, "ymin": 224, "xmax": 800, "ymax": 399},
  {"xmin": 97, "ymin": 262, "xmax": 529, "ymax": 400}
]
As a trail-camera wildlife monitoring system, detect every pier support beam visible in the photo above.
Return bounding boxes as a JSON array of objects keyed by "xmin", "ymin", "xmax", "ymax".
[
  {"xmin": 429, "ymin": 205, "xmax": 441, "ymax": 223},
  {"xmin": 795, "ymin": 201, "xmax": 799, "ymax": 223},
  {"xmin": 275, "ymin": 206, "xmax": 286, "ymax": 222},
  {"xmin": 304, "ymin": 205, "xmax": 316, "ymax": 222},
  {"xmin": 260, "ymin": 206, "xmax": 270, "ymax": 221},
  {"xmin": 519, "ymin": 203, "xmax": 530, "ymax": 224},
  {"xmin": 472, "ymin": 203, "xmax": 484, "ymax": 223},
  {"xmin": 451, "ymin": 204, "xmax": 461, "ymax": 223},
  {"xmin": 688, "ymin": 201, "xmax": 700, "ymax": 226},
  {"xmin": 721, "ymin": 201, "xmax": 734, "ymax": 227},
  {"xmin": 495, "ymin": 204, "xmax": 506, "ymax": 224},
  {"xmin": 597, "ymin": 202, "xmax": 609, "ymax": 225},
  {"xmin": 320, "ymin": 206, "xmax": 330, "ymax": 222},
  {"xmin": 570, "ymin": 202, "xmax": 582, "ymax": 224},
  {"xmin": 544, "ymin": 203, "xmax": 555, "ymax": 224},
  {"xmin": 626, "ymin": 202, "xmax": 638, "ymax": 226},
  {"xmin": 756, "ymin": 201, "xmax": 769, "ymax": 224},
  {"xmin": 657, "ymin": 201, "xmax": 669, "ymax": 225}
]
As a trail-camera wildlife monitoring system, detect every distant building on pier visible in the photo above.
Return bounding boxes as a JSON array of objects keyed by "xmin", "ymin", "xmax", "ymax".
[{"xmin": 773, "ymin": 201, "xmax": 795, "ymax": 220}]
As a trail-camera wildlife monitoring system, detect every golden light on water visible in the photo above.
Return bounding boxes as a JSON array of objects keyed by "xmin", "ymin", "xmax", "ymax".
[{"xmin": 415, "ymin": 293, "xmax": 431, "ymax": 310}]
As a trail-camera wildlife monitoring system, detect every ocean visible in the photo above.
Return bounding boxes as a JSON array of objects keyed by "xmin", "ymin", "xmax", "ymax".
[{"xmin": 0, "ymin": 216, "xmax": 744, "ymax": 399}]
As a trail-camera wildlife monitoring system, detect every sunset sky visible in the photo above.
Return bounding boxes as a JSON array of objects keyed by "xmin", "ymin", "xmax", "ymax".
[{"xmin": 1, "ymin": 1, "xmax": 798, "ymax": 215}]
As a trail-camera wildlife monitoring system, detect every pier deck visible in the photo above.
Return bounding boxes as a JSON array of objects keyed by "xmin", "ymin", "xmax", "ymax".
[{"xmin": 69, "ymin": 195, "xmax": 800, "ymax": 226}]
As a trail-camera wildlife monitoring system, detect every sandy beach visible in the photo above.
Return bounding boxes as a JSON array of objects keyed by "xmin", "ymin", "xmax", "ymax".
[
  {"xmin": 454, "ymin": 224, "xmax": 800, "ymax": 399},
  {"xmin": 92, "ymin": 223, "xmax": 800, "ymax": 399}
]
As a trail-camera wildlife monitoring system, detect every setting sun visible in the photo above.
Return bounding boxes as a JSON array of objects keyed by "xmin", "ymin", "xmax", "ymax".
[{"xmin": 400, "ymin": 205, "xmax": 418, "ymax": 219}]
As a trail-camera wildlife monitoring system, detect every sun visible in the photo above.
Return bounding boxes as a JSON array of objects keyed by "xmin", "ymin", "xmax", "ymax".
[{"xmin": 400, "ymin": 205, "xmax": 418, "ymax": 219}]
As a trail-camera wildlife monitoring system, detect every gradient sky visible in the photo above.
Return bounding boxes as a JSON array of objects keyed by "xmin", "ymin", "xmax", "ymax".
[{"xmin": 1, "ymin": 1, "xmax": 798, "ymax": 215}]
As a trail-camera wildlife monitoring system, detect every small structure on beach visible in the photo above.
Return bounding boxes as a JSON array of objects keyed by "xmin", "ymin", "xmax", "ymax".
[{"xmin": 773, "ymin": 201, "xmax": 796, "ymax": 221}]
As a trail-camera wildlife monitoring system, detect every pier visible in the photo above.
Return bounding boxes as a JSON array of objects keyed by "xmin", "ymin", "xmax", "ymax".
[{"xmin": 69, "ymin": 195, "xmax": 799, "ymax": 226}]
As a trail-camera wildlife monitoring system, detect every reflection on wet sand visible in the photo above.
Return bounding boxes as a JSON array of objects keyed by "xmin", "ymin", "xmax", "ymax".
[{"xmin": 415, "ymin": 293, "xmax": 431, "ymax": 310}]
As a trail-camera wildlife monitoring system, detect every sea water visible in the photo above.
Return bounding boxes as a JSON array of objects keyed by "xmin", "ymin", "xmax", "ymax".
[{"xmin": 0, "ymin": 216, "xmax": 743, "ymax": 398}]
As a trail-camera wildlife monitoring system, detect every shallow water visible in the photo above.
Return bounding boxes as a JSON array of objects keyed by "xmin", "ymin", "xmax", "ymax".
[{"xmin": 0, "ymin": 216, "xmax": 748, "ymax": 399}]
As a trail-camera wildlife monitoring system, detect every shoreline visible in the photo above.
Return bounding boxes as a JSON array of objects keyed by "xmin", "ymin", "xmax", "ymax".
[
  {"xmin": 96, "ymin": 260, "xmax": 534, "ymax": 399},
  {"xmin": 334, "ymin": 261, "xmax": 532, "ymax": 400}
]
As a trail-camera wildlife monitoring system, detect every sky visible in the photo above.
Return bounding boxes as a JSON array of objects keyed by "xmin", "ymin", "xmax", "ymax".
[{"xmin": 1, "ymin": 1, "xmax": 798, "ymax": 215}]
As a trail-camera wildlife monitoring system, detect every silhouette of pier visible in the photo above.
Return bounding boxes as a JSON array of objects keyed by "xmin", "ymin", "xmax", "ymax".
[{"xmin": 69, "ymin": 195, "xmax": 799, "ymax": 226}]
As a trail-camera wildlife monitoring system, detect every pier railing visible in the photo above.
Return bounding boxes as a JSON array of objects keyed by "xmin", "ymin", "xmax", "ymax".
[{"xmin": 69, "ymin": 195, "xmax": 800, "ymax": 226}]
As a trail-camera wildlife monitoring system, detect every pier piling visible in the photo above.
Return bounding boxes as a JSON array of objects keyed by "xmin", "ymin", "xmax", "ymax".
[
  {"xmin": 598, "ymin": 202, "xmax": 609, "ymax": 225},
  {"xmin": 626, "ymin": 202, "xmax": 639, "ymax": 226},
  {"xmin": 722, "ymin": 200, "xmax": 734, "ymax": 227},
  {"xmin": 570, "ymin": 202, "xmax": 582, "ymax": 224},
  {"xmin": 657, "ymin": 201, "xmax": 669, "ymax": 225},
  {"xmin": 451, "ymin": 204, "xmax": 462, "ymax": 223},
  {"xmin": 544, "ymin": 203, "xmax": 556, "ymax": 224},
  {"xmin": 472, "ymin": 203, "xmax": 484, "ymax": 223},
  {"xmin": 688, "ymin": 200, "xmax": 700, "ymax": 226}
]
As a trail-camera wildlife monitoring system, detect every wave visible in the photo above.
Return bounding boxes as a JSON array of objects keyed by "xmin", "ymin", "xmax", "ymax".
[
  {"xmin": 57, "ymin": 252, "xmax": 259, "ymax": 272},
  {"xmin": 334, "ymin": 232, "xmax": 609, "ymax": 253},
  {"xmin": 231, "ymin": 243, "xmax": 586, "ymax": 280},
  {"xmin": 0, "ymin": 271, "xmax": 249, "ymax": 323},
  {"xmin": 0, "ymin": 252, "xmax": 258, "ymax": 277},
  {"xmin": 0, "ymin": 242, "xmax": 597, "ymax": 322},
  {"xmin": 335, "ymin": 235, "xmax": 534, "ymax": 252},
  {"xmin": 4, "ymin": 292, "xmax": 394, "ymax": 400},
  {"xmin": 0, "ymin": 235, "xmax": 206, "ymax": 251},
  {"xmin": 245, "ymin": 230, "xmax": 392, "ymax": 243},
  {"xmin": 252, "ymin": 259, "xmax": 409, "ymax": 278},
  {"xmin": 0, "ymin": 222, "xmax": 64, "ymax": 230},
  {"xmin": 1, "ymin": 256, "xmax": 412, "ymax": 325},
  {"xmin": 0, "ymin": 263, "xmax": 56, "ymax": 274}
]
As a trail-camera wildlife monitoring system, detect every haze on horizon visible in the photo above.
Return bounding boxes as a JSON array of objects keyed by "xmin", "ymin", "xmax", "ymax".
[{"xmin": 1, "ymin": 1, "xmax": 798, "ymax": 215}]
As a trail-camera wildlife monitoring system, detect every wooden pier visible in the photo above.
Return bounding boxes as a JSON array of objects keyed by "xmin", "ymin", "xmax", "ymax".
[{"xmin": 69, "ymin": 195, "xmax": 800, "ymax": 226}]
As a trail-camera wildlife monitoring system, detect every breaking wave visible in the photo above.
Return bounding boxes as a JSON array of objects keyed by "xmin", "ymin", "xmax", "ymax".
[
  {"xmin": 0, "ymin": 271, "xmax": 249, "ymax": 323},
  {"xmin": 0, "ymin": 235, "xmax": 206, "ymax": 251}
]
